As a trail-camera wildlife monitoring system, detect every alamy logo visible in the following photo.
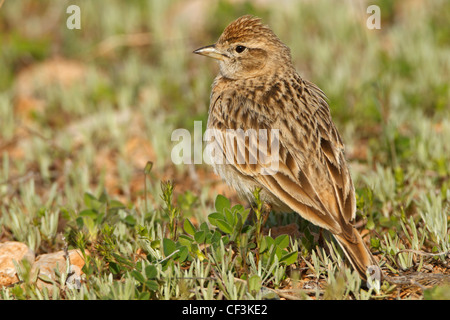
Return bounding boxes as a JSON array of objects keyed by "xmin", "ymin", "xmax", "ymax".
[
  {"xmin": 366, "ymin": 5, "xmax": 381, "ymax": 30},
  {"xmin": 171, "ymin": 121, "xmax": 280, "ymax": 175},
  {"xmin": 66, "ymin": 5, "xmax": 81, "ymax": 29}
]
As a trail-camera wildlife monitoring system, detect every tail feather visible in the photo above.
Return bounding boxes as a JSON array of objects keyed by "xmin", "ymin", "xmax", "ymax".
[{"xmin": 334, "ymin": 229, "xmax": 381, "ymax": 282}]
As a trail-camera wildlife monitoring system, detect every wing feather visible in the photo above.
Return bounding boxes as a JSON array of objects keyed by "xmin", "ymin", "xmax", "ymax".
[{"xmin": 208, "ymin": 77, "xmax": 357, "ymax": 239}]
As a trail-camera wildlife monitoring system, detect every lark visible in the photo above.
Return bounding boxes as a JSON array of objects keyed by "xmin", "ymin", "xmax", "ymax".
[{"xmin": 194, "ymin": 15, "xmax": 380, "ymax": 281}]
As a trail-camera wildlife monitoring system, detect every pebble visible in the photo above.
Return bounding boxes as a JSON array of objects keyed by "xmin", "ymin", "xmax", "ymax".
[
  {"xmin": 0, "ymin": 241, "xmax": 87, "ymax": 290},
  {"xmin": 32, "ymin": 249, "xmax": 87, "ymax": 290},
  {"xmin": 0, "ymin": 241, "xmax": 35, "ymax": 286}
]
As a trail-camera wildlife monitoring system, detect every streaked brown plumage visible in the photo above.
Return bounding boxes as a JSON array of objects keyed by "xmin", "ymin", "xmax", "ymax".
[{"xmin": 194, "ymin": 15, "xmax": 380, "ymax": 281}]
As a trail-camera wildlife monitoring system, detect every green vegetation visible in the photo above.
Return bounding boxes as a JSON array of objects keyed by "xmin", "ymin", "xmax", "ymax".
[{"xmin": 0, "ymin": 0, "xmax": 449, "ymax": 300}]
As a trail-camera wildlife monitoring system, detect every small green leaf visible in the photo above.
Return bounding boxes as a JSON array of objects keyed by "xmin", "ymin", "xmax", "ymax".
[
  {"xmin": 194, "ymin": 230, "xmax": 206, "ymax": 243},
  {"xmin": 210, "ymin": 230, "xmax": 221, "ymax": 244},
  {"xmin": 163, "ymin": 238, "xmax": 176, "ymax": 256},
  {"xmin": 222, "ymin": 235, "xmax": 230, "ymax": 245},
  {"xmin": 11, "ymin": 285, "xmax": 24, "ymax": 298},
  {"xmin": 224, "ymin": 208, "xmax": 235, "ymax": 225},
  {"xmin": 82, "ymin": 216, "xmax": 96, "ymax": 232},
  {"xmin": 241, "ymin": 208, "xmax": 251, "ymax": 221},
  {"xmin": 183, "ymin": 219, "xmax": 196, "ymax": 236},
  {"xmin": 370, "ymin": 237, "xmax": 380, "ymax": 249},
  {"xmin": 131, "ymin": 270, "xmax": 145, "ymax": 283},
  {"xmin": 79, "ymin": 209, "xmax": 97, "ymax": 219},
  {"xmin": 274, "ymin": 246, "xmax": 283, "ymax": 260},
  {"xmin": 275, "ymin": 234, "xmax": 290, "ymax": 249},
  {"xmin": 215, "ymin": 194, "xmax": 231, "ymax": 212},
  {"xmin": 138, "ymin": 292, "xmax": 150, "ymax": 300},
  {"xmin": 235, "ymin": 213, "xmax": 243, "ymax": 228},
  {"xmin": 248, "ymin": 274, "xmax": 262, "ymax": 293},
  {"xmin": 366, "ymin": 218, "xmax": 375, "ymax": 230},
  {"xmin": 150, "ymin": 239, "xmax": 160, "ymax": 249},
  {"xmin": 145, "ymin": 265, "xmax": 157, "ymax": 279},
  {"xmin": 124, "ymin": 215, "xmax": 136, "ymax": 226},
  {"xmin": 190, "ymin": 243, "xmax": 206, "ymax": 261},
  {"xmin": 83, "ymin": 192, "xmax": 97, "ymax": 204},
  {"xmin": 208, "ymin": 212, "xmax": 224, "ymax": 226},
  {"xmin": 216, "ymin": 219, "xmax": 233, "ymax": 234},
  {"xmin": 205, "ymin": 231, "xmax": 214, "ymax": 244},
  {"xmin": 76, "ymin": 216, "xmax": 84, "ymax": 228},
  {"xmin": 261, "ymin": 236, "xmax": 275, "ymax": 252},
  {"xmin": 98, "ymin": 189, "xmax": 109, "ymax": 204},
  {"xmin": 200, "ymin": 222, "xmax": 209, "ymax": 233},
  {"xmin": 178, "ymin": 234, "xmax": 194, "ymax": 246},
  {"xmin": 177, "ymin": 245, "xmax": 189, "ymax": 262},
  {"xmin": 259, "ymin": 236, "xmax": 268, "ymax": 253},
  {"xmin": 280, "ymin": 251, "xmax": 298, "ymax": 265},
  {"xmin": 82, "ymin": 262, "xmax": 94, "ymax": 276},
  {"xmin": 248, "ymin": 242, "xmax": 256, "ymax": 249},
  {"xmin": 145, "ymin": 280, "xmax": 158, "ymax": 291},
  {"xmin": 232, "ymin": 204, "xmax": 245, "ymax": 212},
  {"xmin": 109, "ymin": 200, "xmax": 126, "ymax": 209},
  {"xmin": 83, "ymin": 192, "xmax": 102, "ymax": 210}
]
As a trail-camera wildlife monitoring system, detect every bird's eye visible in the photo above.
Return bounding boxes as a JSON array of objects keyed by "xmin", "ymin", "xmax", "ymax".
[{"xmin": 235, "ymin": 45, "xmax": 246, "ymax": 53}]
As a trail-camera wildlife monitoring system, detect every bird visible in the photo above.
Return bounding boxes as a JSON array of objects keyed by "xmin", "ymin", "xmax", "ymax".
[{"xmin": 193, "ymin": 15, "xmax": 380, "ymax": 281}]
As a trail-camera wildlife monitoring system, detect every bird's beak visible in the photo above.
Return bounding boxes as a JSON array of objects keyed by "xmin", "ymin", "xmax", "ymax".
[{"xmin": 193, "ymin": 44, "xmax": 228, "ymax": 61}]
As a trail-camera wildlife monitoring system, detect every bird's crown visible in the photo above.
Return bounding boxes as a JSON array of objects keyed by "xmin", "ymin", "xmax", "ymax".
[{"xmin": 218, "ymin": 15, "xmax": 280, "ymax": 46}]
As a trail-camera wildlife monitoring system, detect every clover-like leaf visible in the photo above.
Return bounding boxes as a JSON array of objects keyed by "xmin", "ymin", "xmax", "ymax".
[
  {"xmin": 215, "ymin": 194, "xmax": 231, "ymax": 212},
  {"xmin": 183, "ymin": 218, "xmax": 196, "ymax": 236}
]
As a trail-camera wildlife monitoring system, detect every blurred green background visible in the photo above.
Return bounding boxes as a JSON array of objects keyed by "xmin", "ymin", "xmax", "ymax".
[{"xmin": 0, "ymin": 0, "xmax": 449, "ymax": 300}]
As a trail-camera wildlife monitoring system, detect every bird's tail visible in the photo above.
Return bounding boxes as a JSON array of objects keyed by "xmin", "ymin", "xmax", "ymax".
[{"xmin": 334, "ymin": 229, "xmax": 382, "ymax": 284}]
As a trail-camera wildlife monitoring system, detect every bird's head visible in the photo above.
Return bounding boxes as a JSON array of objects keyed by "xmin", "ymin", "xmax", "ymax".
[{"xmin": 194, "ymin": 15, "xmax": 293, "ymax": 80}]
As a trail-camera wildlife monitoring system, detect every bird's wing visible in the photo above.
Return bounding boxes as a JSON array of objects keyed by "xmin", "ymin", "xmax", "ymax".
[{"xmin": 208, "ymin": 79, "xmax": 356, "ymax": 239}]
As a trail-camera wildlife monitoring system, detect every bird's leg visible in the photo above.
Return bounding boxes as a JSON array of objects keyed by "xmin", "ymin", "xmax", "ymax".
[{"xmin": 318, "ymin": 228, "xmax": 324, "ymax": 246}]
